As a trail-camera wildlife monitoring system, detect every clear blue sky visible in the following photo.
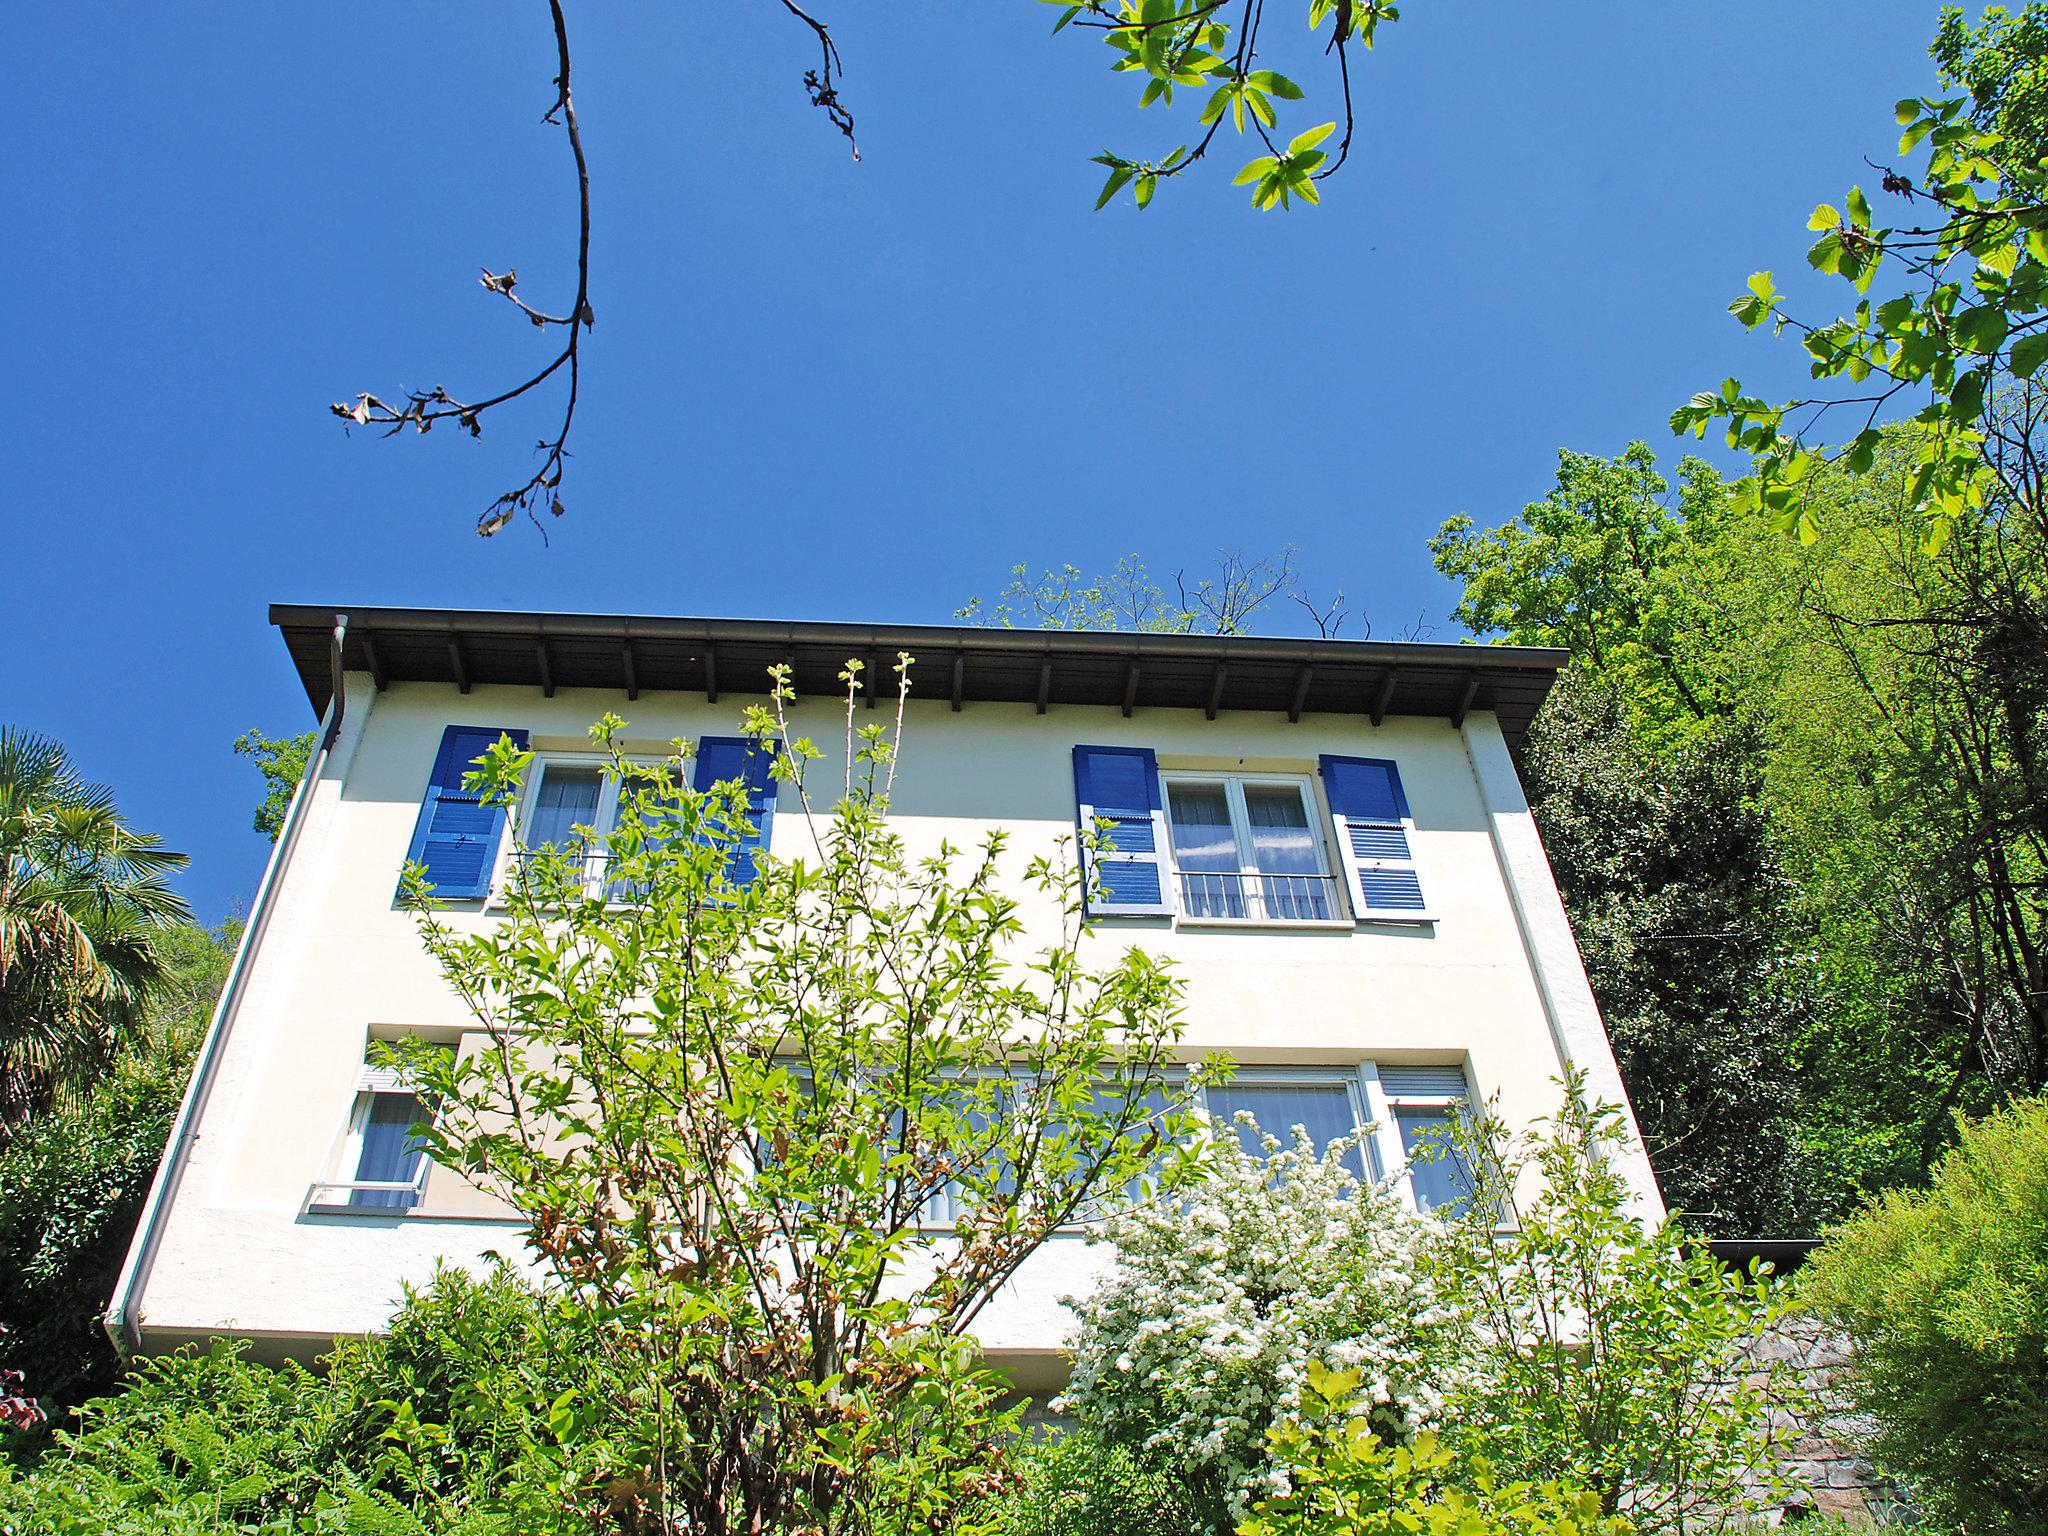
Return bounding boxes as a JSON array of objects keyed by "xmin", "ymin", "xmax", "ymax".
[{"xmin": 6, "ymin": 3, "xmax": 1944, "ymax": 920}]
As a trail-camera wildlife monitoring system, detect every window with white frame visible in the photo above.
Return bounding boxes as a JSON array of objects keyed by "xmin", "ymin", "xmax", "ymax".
[
  {"xmin": 1162, "ymin": 774, "xmax": 1339, "ymax": 922},
  {"xmin": 906, "ymin": 1064, "xmax": 1474, "ymax": 1223},
  {"xmin": 508, "ymin": 757, "xmax": 681, "ymax": 900},
  {"xmin": 308, "ymin": 1061, "xmax": 436, "ymax": 1213},
  {"xmin": 1375, "ymin": 1064, "xmax": 1478, "ymax": 1215}
]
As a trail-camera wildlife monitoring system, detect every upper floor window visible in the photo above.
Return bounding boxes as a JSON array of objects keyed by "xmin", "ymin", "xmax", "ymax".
[
  {"xmin": 399, "ymin": 726, "xmax": 776, "ymax": 906},
  {"xmin": 1164, "ymin": 774, "xmax": 1336, "ymax": 922},
  {"xmin": 1073, "ymin": 745, "xmax": 1432, "ymax": 927}
]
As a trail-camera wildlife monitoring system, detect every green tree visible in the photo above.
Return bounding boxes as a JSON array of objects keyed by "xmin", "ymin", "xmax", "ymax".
[
  {"xmin": 1515, "ymin": 674, "xmax": 1816, "ymax": 1234},
  {"xmin": 1243, "ymin": 1369, "xmax": 1632, "ymax": 1536},
  {"xmin": 0, "ymin": 729, "xmax": 190, "ymax": 1140},
  {"xmin": 1801, "ymin": 1093, "xmax": 2048, "ymax": 1534},
  {"xmin": 0, "ymin": 921, "xmax": 233, "ymax": 1421},
  {"xmin": 393, "ymin": 659, "xmax": 1203, "ymax": 1535},
  {"xmin": 1674, "ymin": 5, "xmax": 2048, "ymax": 554},
  {"xmin": 231, "ymin": 729, "xmax": 313, "ymax": 844},
  {"xmin": 1429, "ymin": 444, "xmax": 1738, "ymax": 751}
]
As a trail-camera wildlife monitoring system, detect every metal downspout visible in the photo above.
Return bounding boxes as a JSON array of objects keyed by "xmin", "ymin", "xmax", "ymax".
[{"xmin": 104, "ymin": 614, "xmax": 349, "ymax": 1353}]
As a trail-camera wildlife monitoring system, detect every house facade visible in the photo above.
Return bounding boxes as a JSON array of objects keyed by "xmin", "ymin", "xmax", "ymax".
[{"xmin": 110, "ymin": 605, "xmax": 1662, "ymax": 1387}]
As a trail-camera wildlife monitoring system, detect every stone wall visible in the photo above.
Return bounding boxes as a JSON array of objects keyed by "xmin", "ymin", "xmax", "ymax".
[{"xmin": 1753, "ymin": 1314, "xmax": 1911, "ymax": 1525}]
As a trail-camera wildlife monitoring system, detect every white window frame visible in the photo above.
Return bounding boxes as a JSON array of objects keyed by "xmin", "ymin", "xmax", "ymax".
[
  {"xmin": 306, "ymin": 1064, "xmax": 435, "ymax": 1215},
  {"xmin": 489, "ymin": 753, "xmax": 687, "ymax": 903},
  {"xmin": 1160, "ymin": 772, "xmax": 1349, "ymax": 927},
  {"xmin": 1363, "ymin": 1062, "xmax": 1478, "ymax": 1215},
  {"xmin": 1198, "ymin": 1066, "xmax": 1379, "ymax": 1178},
  {"xmin": 498, "ymin": 755, "xmax": 623, "ymax": 899}
]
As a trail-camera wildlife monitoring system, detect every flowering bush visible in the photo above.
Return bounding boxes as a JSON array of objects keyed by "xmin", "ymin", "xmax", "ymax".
[{"xmin": 1056, "ymin": 1116, "xmax": 1468, "ymax": 1526}]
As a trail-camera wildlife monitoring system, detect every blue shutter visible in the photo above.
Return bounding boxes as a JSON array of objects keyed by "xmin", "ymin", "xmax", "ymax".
[
  {"xmin": 1072, "ymin": 745, "xmax": 1174, "ymax": 916},
  {"xmin": 1318, "ymin": 755, "xmax": 1430, "ymax": 920},
  {"xmin": 401, "ymin": 725, "xmax": 528, "ymax": 901},
  {"xmin": 694, "ymin": 735, "xmax": 779, "ymax": 887}
]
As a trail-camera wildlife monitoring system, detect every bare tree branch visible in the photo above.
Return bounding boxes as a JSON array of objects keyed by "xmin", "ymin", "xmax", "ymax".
[{"xmin": 331, "ymin": 0, "xmax": 591, "ymax": 539}]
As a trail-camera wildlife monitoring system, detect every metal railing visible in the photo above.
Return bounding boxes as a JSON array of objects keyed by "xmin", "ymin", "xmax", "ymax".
[
  {"xmin": 305, "ymin": 1171, "xmax": 429, "ymax": 1213},
  {"xmin": 1174, "ymin": 870, "xmax": 1339, "ymax": 922}
]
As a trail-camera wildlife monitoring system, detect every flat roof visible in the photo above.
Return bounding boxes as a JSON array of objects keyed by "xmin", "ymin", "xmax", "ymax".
[{"xmin": 272, "ymin": 605, "xmax": 1566, "ymax": 750}]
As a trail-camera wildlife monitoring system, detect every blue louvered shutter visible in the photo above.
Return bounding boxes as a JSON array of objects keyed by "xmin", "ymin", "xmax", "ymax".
[
  {"xmin": 402, "ymin": 725, "xmax": 529, "ymax": 900},
  {"xmin": 1318, "ymin": 755, "xmax": 1430, "ymax": 920},
  {"xmin": 693, "ymin": 736, "xmax": 780, "ymax": 887},
  {"xmin": 1072, "ymin": 745, "xmax": 1174, "ymax": 916}
]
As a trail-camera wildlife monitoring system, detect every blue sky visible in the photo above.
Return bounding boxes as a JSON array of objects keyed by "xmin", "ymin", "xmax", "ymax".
[{"xmin": 6, "ymin": 3, "xmax": 1944, "ymax": 919}]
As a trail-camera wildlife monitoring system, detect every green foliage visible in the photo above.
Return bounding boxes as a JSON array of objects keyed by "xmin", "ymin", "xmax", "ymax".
[
  {"xmin": 1242, "ymin": 1365, "xmax": 1633, "ymax": 1536},
  {"xmin": 0, "ymin": 920, "xmax": 231, "ymax": 1422},
  {"xmin": 0, "ymin": 727, "xmax": 192, "ymax": 1139},
  {"xmin": 1436, "ymin": 437, "xmax": 2048, "ymax": 1225},
  {"xmin": 1674, "ymin": 8, "xmax": 2048, "ymax": 548},
  {"xmin": 232, "ymin": 730, "xmax": 314, "ymax": 844},
  {"xmin": 395, "ymin": 664, "xmax": 1199, "ymax": 1534},
  {"xmin": 1517, "ymin": 675, "xmax": 1816, "ymax": 1233},
  {"xmin": 1429, "ymin": 445, "xmax": 1735, "ymax": 752},
  {"xmin": 1433, "ymin": 1079, "xmax": 1803, "ymax": 1530},
  {"xmin": 0, "ymin": 1265, "xmax": 588, "ymax": 1535},
  {"xmin": 1051, "ymin": 0, "xmax": 1392, "ymax": 211},
  {"xmin": 1801, "ymin": 1094, "xmax": 2048, "ymax": 1534},
  {"xmin": 996, "ymin": 1433, "xmax": 1200, "ymax": 1536}
]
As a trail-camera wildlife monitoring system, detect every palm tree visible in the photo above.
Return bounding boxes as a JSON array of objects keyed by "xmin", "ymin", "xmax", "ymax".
[{"xmin": 0, "ymin": 728, "xmax": 190, "ymax": 1140}]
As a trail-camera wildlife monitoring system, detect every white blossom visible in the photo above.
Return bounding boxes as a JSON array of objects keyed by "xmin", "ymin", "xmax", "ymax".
[{"xmin": 1059, "ymin": 1118, "xmax": 1473, "ymax": 1523}]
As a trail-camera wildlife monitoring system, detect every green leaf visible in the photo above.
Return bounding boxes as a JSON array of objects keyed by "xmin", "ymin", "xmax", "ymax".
[
  {"xmin": 2011, "ymin": 331, "xmax": 2048, "ymax": 379},
  {"xmin": 1895, "ymin": 96, "xmax": 1920, "ymax": 125},
  {"xmin": 1846, "ymin": 185, "xmax": 1871, "ymax": 229},
  {"xmin": 1951, "ymin": 305, "xmax": 2009, "ymax": 353},
  {"xmin": 1288, "ymin": 121, "xmax": 1337, "ymax": 155},
  {"xmin": 1808, "ymin": 203, "xmax": 1842, "ymax": 232},
  {"xmin": 1247, "ymin": 70, "xmax": 1305, "ymax": 100},
  {"xmin": 1095, "ymin": 165, "xmax": 1135, "ymax": 210},
  {"xmin": 1234, "ymin": 156, "xmax": 1277, "ymax": 186}
]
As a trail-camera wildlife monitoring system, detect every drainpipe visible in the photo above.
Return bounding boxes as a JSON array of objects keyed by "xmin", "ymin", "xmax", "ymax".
[{"xmin": 105, "ymin": 614, "xmax": 350, "ymax": 1354}]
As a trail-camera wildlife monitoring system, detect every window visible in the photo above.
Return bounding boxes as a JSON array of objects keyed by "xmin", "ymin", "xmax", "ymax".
[
  {"xmin": 1375, "ymin": 1065, "xmax": 1477, "ymax": 1215},
  {"xmin": 1164, "ymin": 775, "xmax": 1338, "ymax": 921},
  {"xmin": 1204, "ymin": 1075, "xmax": 1372, "ymax": 1180},
  {"xmin": 309, "ymin": 1063, "xmax": 435, "ymax": 1213},
  {"xmin": 514, "ymin": 758, "xmax": 621, "ymax": 896}
]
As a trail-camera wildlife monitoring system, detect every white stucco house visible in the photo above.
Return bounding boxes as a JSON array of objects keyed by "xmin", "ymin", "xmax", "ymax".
[{"xmin": 109, "ymin": 605, "xmax": 1662, "ymax": 1387}]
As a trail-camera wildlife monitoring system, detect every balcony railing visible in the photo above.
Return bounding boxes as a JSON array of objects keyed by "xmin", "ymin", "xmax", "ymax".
[
  {"xmin": 304, "ymin": 1171, "xmax": 429, "ymax": 1213},
  {"xmin": 1174, "ymin": 870, "xmax": 1339, "ymax": 923}
]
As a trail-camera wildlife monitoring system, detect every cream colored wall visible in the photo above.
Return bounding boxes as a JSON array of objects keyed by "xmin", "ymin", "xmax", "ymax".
[{"xmin": 132, "ymin": 667, "xmax": 1660, "ymax": 1366}]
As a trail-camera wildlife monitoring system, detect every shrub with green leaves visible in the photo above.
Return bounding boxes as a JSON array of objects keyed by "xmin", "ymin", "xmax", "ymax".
[
  {"xmin": 0, "ymin": 1265, "xmax": 590, "ymax": 1536},
  {"xmin": 1800, "ymin": 1093, "xmax": 2048, "ymax": 1534},
  {"xmin": 1432, "ymin": 1076, "xmax": 1803, "ymax": 1531},
  {"xmin": 995, "ymin": 1431, "xmax": 1201, "ymax": 1536},
  {"xmin": 1239, "ymin": 1363, "xmax": 1634, "ymax": 1536}
]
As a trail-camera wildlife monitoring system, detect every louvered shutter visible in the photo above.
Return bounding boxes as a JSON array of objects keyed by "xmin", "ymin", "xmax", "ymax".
[
  {"xmin": 401, "ymin": 725, "xmax": 528, "ymax": 900},
  {"xmin": 1317, "ymin": 755, "xmax": 1430, "ymax": 920},
  {"xmin": 1072, "ymin": 745, "xmax": 1174, "ymax": 916},
  {"xmin": 693, "ymin": 735, "xmax": 780, "ymax": 887}
]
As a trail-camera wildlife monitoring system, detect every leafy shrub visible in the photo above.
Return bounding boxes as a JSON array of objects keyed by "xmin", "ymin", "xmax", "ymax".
[
  {"xmin": 0, "ymin": 921, "xmax": 232, "ymax": 1422},
  {"xmin": 1057, "ymin": 1116, "xmax": 1466, "ymax": 1527},
  {"xmin": 0, "ymin": 1265, "xmax": 584, "ymax": 1535},
  {"xmin": 996, "ymin": 1431, "xmax": 1201, "ymax": 1536},
  {"xmin": 1800, "ymin": 1093, "xmax": 2048, "ymax": 1534},
  {"xmin": 1239, "ymin": 1363, "xmax": 1634, "ymax": 1536},
  {"xmin": 1432, "ymin": 1077, "xmax": 1802, "ymax": 1531}
]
